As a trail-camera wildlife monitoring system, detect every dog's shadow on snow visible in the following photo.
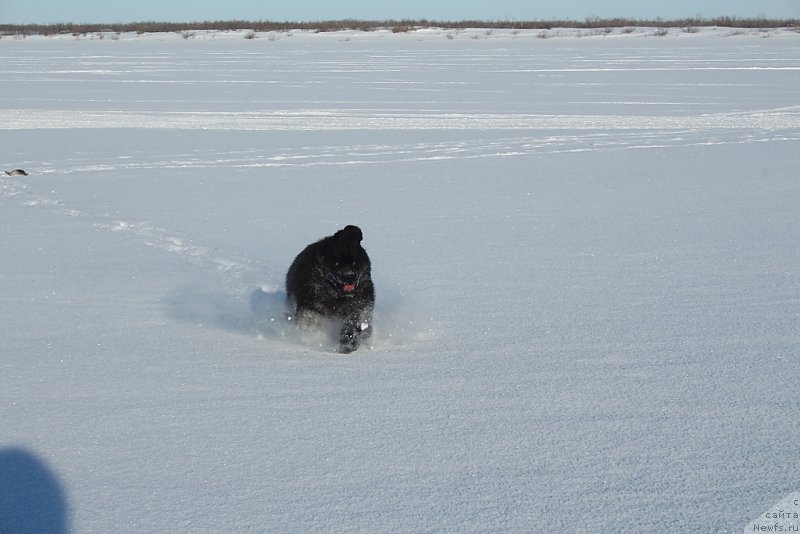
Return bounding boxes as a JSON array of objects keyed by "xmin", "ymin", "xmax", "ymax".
[
  {"xmin": 164, "ymin": 283, "xmax": 289, "ymax": 338},
  {"xmin": 164, "ymin": 280, "xmax": 429, "ymax": 351}
]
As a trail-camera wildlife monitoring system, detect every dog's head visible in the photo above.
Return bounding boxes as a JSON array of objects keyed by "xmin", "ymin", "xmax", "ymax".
[{"xmin": 319, "ymin": 225, "xmax": 370, "ymax": 298}]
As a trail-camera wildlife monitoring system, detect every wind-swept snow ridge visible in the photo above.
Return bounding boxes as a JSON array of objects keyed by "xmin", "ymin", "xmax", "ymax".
[{"xmin": 4, "ymin": 107, "xmax": 800, "ymax": 131}]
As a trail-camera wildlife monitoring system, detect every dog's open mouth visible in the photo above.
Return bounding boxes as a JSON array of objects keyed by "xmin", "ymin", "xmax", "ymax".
[
  {"xmin": 339, "ymin": 281, "xmax": 357, "ymax": 297},
  {"xmin": 327, "ymin": 272, "xmax": 358, "ymax": 297}
]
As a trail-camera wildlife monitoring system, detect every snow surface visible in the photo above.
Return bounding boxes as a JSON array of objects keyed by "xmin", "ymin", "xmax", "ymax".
[{"xmin": 1, "ymin": 27, "xmax": 799, "ymax": 533}]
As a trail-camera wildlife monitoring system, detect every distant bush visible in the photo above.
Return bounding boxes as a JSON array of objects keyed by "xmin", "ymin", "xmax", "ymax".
[{"xmin": 2, "ymin": 17, "xmax": 799, "ymax": 37}]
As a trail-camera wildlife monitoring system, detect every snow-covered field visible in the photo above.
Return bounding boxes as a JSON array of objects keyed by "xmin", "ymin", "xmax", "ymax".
[{"xmin": 1, "ymin": 27, "xmax": 799, "ymax": 532}]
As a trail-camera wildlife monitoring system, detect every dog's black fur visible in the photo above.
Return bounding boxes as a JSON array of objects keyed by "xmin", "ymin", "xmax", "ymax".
[{"xmin": 285, "ymin": 225, "xmax": 375, "ymax": 353}]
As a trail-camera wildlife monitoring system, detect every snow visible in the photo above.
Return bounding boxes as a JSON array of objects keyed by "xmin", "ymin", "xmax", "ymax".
[{"xmin": 1, "ymin": 27, "xmax": 799, "ymax": 532}]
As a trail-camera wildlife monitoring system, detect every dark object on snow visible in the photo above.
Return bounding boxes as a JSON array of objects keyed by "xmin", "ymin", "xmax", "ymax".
[
  {"xmin": 0, "ymin": 447, "xmax": 69, "ymax": 534},
  {"xmin": 4, "ymin": 169, "xmax": 28, "ymax": 176},
  {"xmin": 286, "ymin": 225, "xmax": 375, "ymax": 353}
]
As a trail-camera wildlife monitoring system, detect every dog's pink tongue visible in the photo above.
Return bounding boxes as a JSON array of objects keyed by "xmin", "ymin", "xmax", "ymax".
[{"xmin": 343, "ymin": 284, "xmax": 355, "ymax": 292}]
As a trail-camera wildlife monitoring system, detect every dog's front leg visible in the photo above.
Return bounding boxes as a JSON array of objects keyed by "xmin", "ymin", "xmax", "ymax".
[{"xmin": 337, "ymin": 312, "xmax": 372, "ymax": 354}]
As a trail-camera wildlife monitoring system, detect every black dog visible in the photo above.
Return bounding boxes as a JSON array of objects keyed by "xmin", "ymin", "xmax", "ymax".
[{"xmin": 285, "ymin": 225, "xmax": 375, "ymax": 353}]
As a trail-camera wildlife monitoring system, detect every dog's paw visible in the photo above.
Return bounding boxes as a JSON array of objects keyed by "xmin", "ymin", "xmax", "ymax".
[{"xmin": 337, "ymin": 328, "xmax": 359, "ymax": 354}]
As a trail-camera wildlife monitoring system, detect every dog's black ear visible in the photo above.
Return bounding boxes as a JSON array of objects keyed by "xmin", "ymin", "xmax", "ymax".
[{"xmin": 336, "ymin": 225, "xmax": 363, "ymax": 243}]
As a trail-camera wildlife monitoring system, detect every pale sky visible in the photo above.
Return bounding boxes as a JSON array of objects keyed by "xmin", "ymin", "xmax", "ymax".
[{"xmin": 1, "ymin": 0, "xmax": 798, "ymax": 24}]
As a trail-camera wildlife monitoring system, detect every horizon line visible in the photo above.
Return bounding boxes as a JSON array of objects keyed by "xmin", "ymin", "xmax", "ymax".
[{"xmin": 3, "ymin": 16, "xmax": 799, "ymax": 32}]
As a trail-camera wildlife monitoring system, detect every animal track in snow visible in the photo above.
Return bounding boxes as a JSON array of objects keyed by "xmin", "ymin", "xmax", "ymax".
[{"xmin": 1, "ymin": 174, "xmax": 259, "ymax": 281}]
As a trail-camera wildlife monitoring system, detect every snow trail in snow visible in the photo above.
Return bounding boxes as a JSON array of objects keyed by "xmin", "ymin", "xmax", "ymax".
[{"xmin": 0, "ymin": 173, "xmax": 258, "ymax": 282}]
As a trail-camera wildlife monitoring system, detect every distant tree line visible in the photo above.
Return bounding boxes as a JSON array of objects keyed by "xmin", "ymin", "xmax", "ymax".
[{"xmin": 1, "ymin": 17, "xmax": 798, "ymax": 37}]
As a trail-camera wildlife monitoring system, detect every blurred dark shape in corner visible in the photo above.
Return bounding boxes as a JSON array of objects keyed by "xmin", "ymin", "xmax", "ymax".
[{"xmin": 0, "ymin": 447, "xmax": 69, "ymax": 534}]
